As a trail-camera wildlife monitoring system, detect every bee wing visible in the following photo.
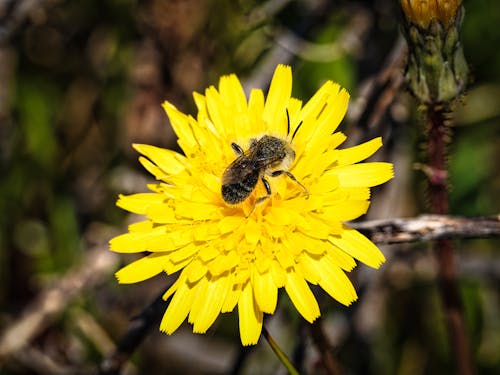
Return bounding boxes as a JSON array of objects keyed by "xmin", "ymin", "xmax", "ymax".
[{"xmin": 222, "ymin": 155, "xmax": 258, "ymax": 184}]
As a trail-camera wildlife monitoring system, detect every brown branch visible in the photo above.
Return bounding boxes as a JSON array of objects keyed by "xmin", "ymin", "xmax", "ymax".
[
  {"xmin": 352, "ymin": 214, "xmax": 500, "ymax": 244},
  {"xmin": 347, "ymin": 36, "xmax": 408, "ymax": 144},
  {"xmin": 0, "ymin": 246, "xmax": 119, "ymax": 362},
  {"xmin": 0, "ymin": 0, "xmax": 63, "ymax": 43},
  {"xmin": 309, "ymin": 318, "xmax": 341, "ymax": 375},
  {"xmin": 98, "ymin": 286, "xmax": 170, "ymax": 375},
  {"xmin": 242, "ymin": 1, "xmax": 372, "ymax": 94}
]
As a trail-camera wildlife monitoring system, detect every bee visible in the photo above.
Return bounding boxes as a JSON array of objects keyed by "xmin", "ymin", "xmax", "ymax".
[{"xmin": 221, "ymin": 111, "xmax": 308, "ymax": 205}]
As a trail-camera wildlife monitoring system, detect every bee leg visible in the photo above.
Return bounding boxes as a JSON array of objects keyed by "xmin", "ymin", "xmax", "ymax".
[
  {"xmin": 244, "ymin": 177, "xmax": 271, "ymax": 218},
  {"xmin": 231, "ymin": 142, "xmax": 244, "ymax": 155},
  {"xmin": 269, "ymin": 170, "xmax": 310, "ymax": 198},
  {"xmin": 255, "ymin": 177, "xmax": 272, "ymax": 204}
]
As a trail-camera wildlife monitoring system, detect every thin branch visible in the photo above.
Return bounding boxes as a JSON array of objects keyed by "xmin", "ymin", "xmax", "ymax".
[
  {"xmin": 12, "ymin": 346, "xmax": 94, "ymax": 375},
  {"xmin": 98, "ymin": 287, "xmax": 170, "ymax": 375},
  {"xmin": 309, "ymin": 318, "xmax": 341, "ymax": 375},
  {"xmin": 0, "ymin": 0, "xmax": 63, "ymax": 43},
  {"xmin": 352, "ymin": 214, "xmax": 500, "ymax": 244},
  {"xmin": 347, "ymin": 35, "xmax": 408, "ymax": 144},
  {"xmin": 243, "ymin": 1, "xmax": 371, "ymax": 94},
  {"xmin": 0, "ymin": 246, "xmax": 119, "ymax": 362},
  {"xmin": 272, "ymin": 7, "xmax": 372, "ymax": 63}
]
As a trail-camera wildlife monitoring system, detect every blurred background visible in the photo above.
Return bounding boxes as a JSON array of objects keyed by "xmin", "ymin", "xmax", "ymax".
[{"xmin": 0, "ymin": 0, "xmax": 499, "ymax": 374}]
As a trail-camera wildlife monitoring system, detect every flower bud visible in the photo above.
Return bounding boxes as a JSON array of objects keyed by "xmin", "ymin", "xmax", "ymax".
[{"xmin": 400, "ymin": 0, "xmax": 468, "ymax": 104}]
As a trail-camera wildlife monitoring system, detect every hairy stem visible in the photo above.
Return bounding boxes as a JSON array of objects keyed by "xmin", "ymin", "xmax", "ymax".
[{"xmin": 426, "ymin": 104, "xmax": 474, "ymax": 375}]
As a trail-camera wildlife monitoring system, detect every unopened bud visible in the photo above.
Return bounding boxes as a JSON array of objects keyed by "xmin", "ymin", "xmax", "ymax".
[{"xmin": 400, "ymin": 0, "xmax": 468, "ymax": 104}]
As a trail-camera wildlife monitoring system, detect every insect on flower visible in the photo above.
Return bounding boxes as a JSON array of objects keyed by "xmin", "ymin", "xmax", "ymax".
[
  {"xmin": 221, "ymin": 111, "xmax": 308, "ymax": 205},
  {"xmin": 110, "ymin": 65, "xmax": 395, "ymax": 346}
]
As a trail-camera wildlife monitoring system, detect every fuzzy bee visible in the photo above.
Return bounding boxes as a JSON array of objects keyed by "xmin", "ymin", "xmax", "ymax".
[{"xmin": 221, "ymin": 112, "xmax": 308, "ymax": 205}]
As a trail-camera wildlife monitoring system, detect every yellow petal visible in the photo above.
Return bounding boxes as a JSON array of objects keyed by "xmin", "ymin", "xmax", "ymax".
[
  {"xmin": 218, "ymin": 216, "xmax": 245, "ymax": 233},
  {"xmin": 252, "ymin": 268, "xmax": 278, "ymax": 314},
  {"xmin": 169, "ymin": 243, "xmax": 199, "ymax": 264},
  {"xmin": 175, "ymin": 201, "xmax": 220, "ymax": 220},
  {"xmin": 137, "ymin": 156, "xmax": 168, "ymax": 180},
  {"xmin": 317, "ymin": 254, "xmax": 358, "ymax": 306},
  {"xmin": 238, "ymin": 282, "xmax": 263, "ymax": 346},
  {"xmin": 248, "ymin": 88, "xmax": 265, "ymax": 135},
  {"xmin": 297, "ymin": 213, "xmax": 337, "ymax": 239},
  {"xmin": 219, "ymin": 74, "xmax": 247, "ymax": 115},
  {"xmin": 191, "ymin": 275, "xmax": 230, "ymax": 333},
  {"xmin": 160, "ymin": 279, "xmax": 197, "ymax": 334},
  {"xmin": 162, "ymin": 101, "xmax": 197, "ymax": 152},
  {"xmin": 164, "ymin": 256, "xmax": 193, "ymax": 275},
  {"xmin": 320, "ymin": 200, "xmax": 370, "ymax": 222},
  {"xmin": 295, "ymin": 253, "xmax": 321, "ymax": 284},
  {"xmin": 275, "ymin": 242, "xmax": 295, "ymax": 269},
  {"xmin": 186, "ymin": 259, "xmax": 207, "ymax": 283},
  {"xmin": 109, "ymin": 226, "xmax": 167, "ymax": 253},
  {"xmin": 332, "ymin": 162, "xmax": 394, "ymax": 187},
  {"xmin": 284, "ymin": 270, "xmax": 320, "ymax": 323},
  {"xmin": 336, "ymin": 137, "xmax": 383, "ymax": 166},
  {"xmin": 263, "ymin": 65, "xmax": 292, "ymax": 134},
  {"xmin": 193, "ymin": 91, "xmax": 206, "ymax": 114},
  {"xmin": 329, "ymin": 225, "xmax": 386, "ymax": 268},
  {"xmin": 303, "ymin": 88, "xmax": 349, "ymax": 154},
  {"xmin": 294, "ymin": 81, "xmax": 338, "ymax": 146},
  {"xmin": 115, "ymin": 253, "xmax": 168, "ymax": 283},
  {"xmin": 326, "ymin": 245, "xmax": 357, "ymax": 271},
  {"xmin": 288, "ymin": 232, "xmax": 331, "ymax": 255},
  {"xmin": 163, "ymin": 272, "xmax": 185, "ymax": 301},
  {"xmin": 133, "ymin": 144, "xmax": 187, "ymax": 175},
  {"xmin": 145, "ymin": 203, "xmax": 176, "ymax": 224},
  {"xmin": 206, "ymin": 85, "xmax": 231, "ymax": 138},
  {"xmin": 245, "ymin": 219, "xmax": 261, "ymax": 245},
  {"xmin": 208, "ymin": 251, "xmax": 239, "ymax": 276},
  {"xmin": 221, "ymin": 274, "xmax": 241, "ymax": 313},
  {"xmin": 271, "ymin": 260, "xmax": 286, "ymax": 287},
  {"xmin": 116, "ymin": 193, "xmax": 165, "ymax": 215}
]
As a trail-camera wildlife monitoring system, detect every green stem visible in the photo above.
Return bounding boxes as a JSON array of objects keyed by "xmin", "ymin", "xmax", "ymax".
[{"xmin": 262, "ymin": 325, "xmax": 300, "ymax": 375}]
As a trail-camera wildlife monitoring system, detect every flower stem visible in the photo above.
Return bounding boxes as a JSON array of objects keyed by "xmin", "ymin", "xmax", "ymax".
[
  {"xmin": 426, "ymin": 103, "xmax": 474, "ymax": 375},
  {"xmin": 262, "ymin": 325, "xmax": 300, "ymax": 375}
]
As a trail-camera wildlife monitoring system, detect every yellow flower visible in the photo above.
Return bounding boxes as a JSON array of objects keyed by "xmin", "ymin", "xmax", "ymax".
[{"xmin": 110, "ymin": 65, "xmax": 394, "ymax": 345}]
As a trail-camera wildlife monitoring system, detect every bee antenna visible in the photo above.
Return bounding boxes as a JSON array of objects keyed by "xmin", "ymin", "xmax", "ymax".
[
  {"xmin": 286, "ymin": 109, "xmax": 291, "ymax": 136},
  {"xmin": 291, "ymin": 120, "xmax": 303, "ymax": 141}
]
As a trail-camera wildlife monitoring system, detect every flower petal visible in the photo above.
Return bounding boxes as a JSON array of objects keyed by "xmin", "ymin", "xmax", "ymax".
[
  {"xmin": 252, "ymin": 268, "xmax": 278, "ymax": 314},
  {"xmin": 160, "ymin": 276, "xmax": 197, "ymax": 334},
  {"xmin": 263, "ymin": 64, "xmax": 292, "ymax": 134},
  {"xmin": 115, "ymin": 253, "xmax": 168, "ymax": 283},
  {"xmin": 317, "ymin": 253, "xmax": 358, "ymax": 306},
  {"xmin": 238, "ymin": 282, "xmax": 263, "ymax": 346},
  {"xmin": 336, "ymin": 137, "xmax": 383, "ymax": 166},
  {"xmin": 284, "ymin": 269, "xmax": 320, "ymax": 323},
  {"xmin": 332, "ymin": 162, "xmax": 394, "ymax": 187},
  {"xmin": 329, "ymin": 225, "xmax": 386, "ymax": 268}
]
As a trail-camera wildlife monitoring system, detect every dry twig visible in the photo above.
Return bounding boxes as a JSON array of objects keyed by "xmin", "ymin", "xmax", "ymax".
[
  {"xmin": 353, "ymin": 214, "xmax": 500, "ymax": 244},
  {"xmin": 0, "ymin": 246, "xmax": 118, "ymax": 362}
]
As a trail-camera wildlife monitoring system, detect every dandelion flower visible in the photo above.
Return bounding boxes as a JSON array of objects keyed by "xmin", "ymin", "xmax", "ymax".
[{"xmin": 110, "ymin": 65, "xmax": 394, "ymax": 345}]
